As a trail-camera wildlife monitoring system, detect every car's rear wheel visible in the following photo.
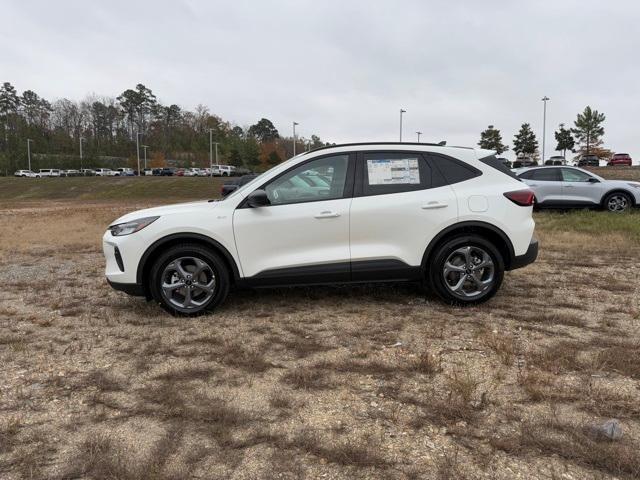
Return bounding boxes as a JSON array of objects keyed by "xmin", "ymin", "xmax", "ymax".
[
  {"xmin": 149, "ymin": 244, "xmax": 229, "ymax": 315},
  {"xmin": 604, "ymin": 192, "xmax": 631, "ymax": 213},
  {"xmin": 428, "ymin": 235, "xmax": 504, "ymax": 305}
]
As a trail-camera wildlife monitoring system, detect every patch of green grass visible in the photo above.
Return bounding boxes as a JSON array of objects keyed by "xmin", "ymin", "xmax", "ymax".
[
  {"xmin": 535, "ymin": 209, "xmax": 640, "ymax": 244},
  {"xmin": 0, "ymin": 177, "xmax": 226, "ymax": 201}
]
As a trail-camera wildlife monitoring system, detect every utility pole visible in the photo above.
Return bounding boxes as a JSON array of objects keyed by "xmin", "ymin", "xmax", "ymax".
[
  {"xmin": 136, "ymin": 132, "xmax": 142, "ymax": 176},
  {"xmin": 142, "ymin": 145, "xmax": 149, "ymax": 170},
  {"xmin": 541, "ymin": 96, "xmax": 550, "ymax": 163},
  {"xmin": 416, "ymin": 131, "xmax": 422, "ymax": 142},
  {"xmin": 293, "ymin": 122, "xmax": 299, "ymax": 157},
  {"xmin": 214, "ymin": 142, "xmax": 219, "ymax": 173},
  {"xmin": 27, "ymin": 139, "xmax": 33, "ymax": 171},
  {"xmin": 399, "ymin": 109, "xmax": 406, "ymax": 142},
  {"xmin": 79, "ymin": 137, "xmax": 85, "ymax": 171}
]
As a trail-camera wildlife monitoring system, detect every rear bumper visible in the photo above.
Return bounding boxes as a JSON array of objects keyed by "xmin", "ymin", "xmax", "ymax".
[
  {"xmin": 509, "ymin": 237, "xmax": 538, "ymax": 270},
  {"xmin": 107, "ymin": 279, "xmax": 146, "ymax": 297}
]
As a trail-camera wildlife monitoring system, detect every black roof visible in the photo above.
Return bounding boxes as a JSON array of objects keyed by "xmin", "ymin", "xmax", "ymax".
[{"xmin": 305, "ymin": 141, "xmax": 452, "ymax": 155}]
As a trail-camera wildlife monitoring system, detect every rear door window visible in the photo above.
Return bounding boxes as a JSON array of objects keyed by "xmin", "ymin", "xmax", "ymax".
[
  {"xmin": 358, "ymin": 152, "xmax": 431, "ymax": 196},
  {"xmin": 530, "ymin": 168, "xmax": 561, "ymax": 181}
]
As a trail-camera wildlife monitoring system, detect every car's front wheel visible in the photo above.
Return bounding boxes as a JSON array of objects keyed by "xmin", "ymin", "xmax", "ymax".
[
  {"xmin": 149, "ymin": 244, "xmax": 230, "ymax": 315},
  {"xmin": 428, "ymin": 235, "xmax": 504, "ymax": 305},
  {"xmin": 604, "ymin": 192, "xmax": 631, "ymax": 213}
]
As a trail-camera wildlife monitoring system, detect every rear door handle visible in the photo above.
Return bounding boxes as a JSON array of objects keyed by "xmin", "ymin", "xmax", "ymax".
[
  {"xmin": 421, "ymin": 202, "xmax": 448, "ymax": 210},
  {"xmin": 565, "ymin": 185, "xmax": 574, "ymax": 188},
  {"xmin": 314, "ymin": 211, "xmax": 340, "ymax": 219}
]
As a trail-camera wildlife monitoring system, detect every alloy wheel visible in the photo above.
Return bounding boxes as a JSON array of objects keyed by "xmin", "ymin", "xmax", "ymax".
[
  {"xmin": 160, "ymin": 256, "xmax": 216, "ymax": 311},
  {"xmin": 442, "ymin": 246, "xmax": 495, "ymax": 299},
  {"xmin": 607, "ymin": 194, "xmax": 628, "ymax": 213}
]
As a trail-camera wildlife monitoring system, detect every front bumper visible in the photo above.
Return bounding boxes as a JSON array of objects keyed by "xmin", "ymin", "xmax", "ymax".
[
  {"xmin": 509, "ymin": 237, "xmax": 538, "ymax": 270},
  {"xmin": 107, "ymin": 279, "xmax": 146, "ymax": 297}
]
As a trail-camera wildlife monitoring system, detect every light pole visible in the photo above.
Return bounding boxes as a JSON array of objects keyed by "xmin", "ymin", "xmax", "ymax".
[
  {"xmin": 399, "ymin": 109, "xmax": 406, "ymax": 142},
  {"xmin": 213, "ymin": 142, "xmax": 219, "ymax": 173},
  {"xmin": 208, "ymin": 128, "xmax": 214, "ymax": 177},
  {"xmin": 541, "ymin": 96, "xmax": 550, "ymax": 163},
  {"xmin": 416, "ymin": 131, "xmax": 422, "ymax": 143},
  {"xmin": 142, "ymin": 145, "xmax": 149, "ymax": 170},
  {"xmin": 79, "ymin": 137, "xmax": 85, "ymax": 171},
  {"xmin": 27, "ymin": 139, "xmax": 33, "ymax": 171},
  {"xmin": 293, "ymin": 122, "xmax": 299, "ymax": 157},
  {"xmin": 136, "ymin": 132, "xmax": 142, "ymax": 176}
]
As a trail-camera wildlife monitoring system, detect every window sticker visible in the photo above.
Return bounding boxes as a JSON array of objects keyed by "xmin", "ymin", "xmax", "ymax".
[{"xmin": 367, "ymin": 158, "xmax": 420, "ymax": 185}]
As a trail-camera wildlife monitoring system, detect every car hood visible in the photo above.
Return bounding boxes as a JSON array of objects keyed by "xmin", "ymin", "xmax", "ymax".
[
  {"xmin": 109, "ymin": 200, "xmax": 217, "ymax": 226},
  {"xmin": 604, "ymin": 179, "xmax": 640, "ymax": 188}
]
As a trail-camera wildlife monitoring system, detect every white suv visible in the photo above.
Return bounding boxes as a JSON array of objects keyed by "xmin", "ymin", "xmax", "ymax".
[{"xmin": 103, "ymin": 143, "xmax": 538, "ymax": 315}]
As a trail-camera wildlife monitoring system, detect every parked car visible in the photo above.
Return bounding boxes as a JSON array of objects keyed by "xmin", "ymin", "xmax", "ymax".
[
  {"xmin": 577, "ymin": 154, "xmax": 599, "ymax": 167},
  {"xmin": 39, "ymin": 169, "xmax": 61, "ymax": 177},
  {"xmin": 143, "ymin": 168, "xmax": 154, "ymax": 176},
  {"xmin": 62, "ymin": 169, "xmax": 80, "ymax": 177},
  {"xmin": 103, "ymin": 142, "xmax": 538, "ymax": 315},
  {"xmin": 544, "ymin": 156, "xmax": 565, "ymax": 166},
  {"xmin": 115, "ymin": 168, "xmax": 135, "ymax": 176},
  {"xmin": 220, "ymin": 174, "xmax": 258, "ymax": 197},
  {"xmin": 512, "ymin": 158, "xmax": 538, "ymax": 169},
  {"xmin": 175, "ymin": 169, "xmax": 185, "ymax": 177},
  {"xmin": 14, "ymin": 170, "xmax": 37, "ymax": 177},
  {"xmin": 80, "ymin": 168, "xmax": 96, "ymax": 176},
  {"xmin": 608, "ymin": 153, "xmax": 632, "ymax": 166},
  {"xmin": 516, "ymin": 166, "xmax": 640, "ymax": 212},
  {"xmin": 160, "ymin": 167, "xmax": 176, "ymax": 176}
]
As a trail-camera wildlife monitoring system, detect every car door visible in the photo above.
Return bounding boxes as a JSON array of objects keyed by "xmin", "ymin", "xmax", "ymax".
[
  {"xmin": 519, "ymin": 168, "xmax": 563, "ymax": 205},
  {"xmin": 233, "ymin": 153, "xmax": 354, "ymax": 283},
  {"xmin": 560, "ymin": 168, "xmax": 602, "ymax": 205},
  {"xmin": 349, "ymin": 151, "xmax": 458, "ymax": 281}
]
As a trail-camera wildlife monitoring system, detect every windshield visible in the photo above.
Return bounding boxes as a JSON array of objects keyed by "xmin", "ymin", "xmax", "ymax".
[{"xmin": 222, "ymin": 153, "xmax": 308, "ymax": 202}]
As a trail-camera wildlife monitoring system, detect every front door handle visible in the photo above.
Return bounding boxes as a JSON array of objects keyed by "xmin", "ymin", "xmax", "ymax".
[
  {"xmin": 421, "ymin": 202, "xmax": 448, "ymax": 210},
  {"xmin": 314, "ymin": 211, "xmax": 340, "ymax": 219},
  {"xmin": 564, "ymin": 185, "xmax": 574, "ymax": 188}
]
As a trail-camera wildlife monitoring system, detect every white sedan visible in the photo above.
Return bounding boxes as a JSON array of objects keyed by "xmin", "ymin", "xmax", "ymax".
[{"xmin": 14, "ymin": 170, "xmax": 38, "ymax": 178}]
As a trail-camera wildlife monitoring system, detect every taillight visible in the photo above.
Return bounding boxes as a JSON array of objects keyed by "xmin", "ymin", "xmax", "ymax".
[{"xmin": 504, "ymin": 189, "xmax": 535, "ymax": 206}]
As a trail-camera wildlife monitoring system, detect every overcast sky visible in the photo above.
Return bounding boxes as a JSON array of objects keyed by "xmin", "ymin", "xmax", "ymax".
[{"xmin": 2, "ymin": 0, "xmax": 639, "ymax": 161}]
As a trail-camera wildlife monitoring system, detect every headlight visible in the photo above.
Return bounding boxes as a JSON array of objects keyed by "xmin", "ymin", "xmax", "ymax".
[{"xmin": 109, "ymin": 216, "xmax": 159, "ymax": 236}]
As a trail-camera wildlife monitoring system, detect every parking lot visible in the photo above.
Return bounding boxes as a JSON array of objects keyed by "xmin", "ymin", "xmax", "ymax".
[{"xmin": 1, "ymin": 186, "xmax": 639, "ymax": 479}]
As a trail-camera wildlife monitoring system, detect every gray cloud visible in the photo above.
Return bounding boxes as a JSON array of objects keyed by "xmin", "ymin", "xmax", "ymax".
[{"xmin": 2, "ymin": 0, "xmax": 639, "ymax": 161}]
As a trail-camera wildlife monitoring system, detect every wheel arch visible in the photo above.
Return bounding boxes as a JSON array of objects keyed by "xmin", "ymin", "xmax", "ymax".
[
  {"xmin": 421, "ymin": 221, "xmax": 515, "ymax": 271},
  {"xmin": 601, "ymin": 189, "xmax": 636, "ymax": 207},
  {"xmin": 137, "ymin": 233, "xmax": 241, "ymax": 295}
]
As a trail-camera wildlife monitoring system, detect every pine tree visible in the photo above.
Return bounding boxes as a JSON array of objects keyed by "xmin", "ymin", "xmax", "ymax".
[
  {"xmin": 478, "ymin": 125, "xmax": 508, "ymax": 154},
  {"xmin": 571, "ymin": 106, "xmax": 605, "ymax": 155},
  {"xmin": 554, "ymin": 123, "xmax": 575, "ymax": 159},
  {"xmin": 512, "ymin": 123, "xmax": 538, "ymax": 155}
]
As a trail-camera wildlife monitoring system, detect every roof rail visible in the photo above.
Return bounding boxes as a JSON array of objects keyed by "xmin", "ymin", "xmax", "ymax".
[{"xmin": 305, "ymin": 141, "xmax": 449, "ymax": 155}]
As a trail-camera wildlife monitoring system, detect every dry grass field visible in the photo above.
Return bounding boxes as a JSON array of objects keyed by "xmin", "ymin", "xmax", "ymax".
[{"xmin": 1, "ymin": 199, "xmax": 639, "ymax": 479}]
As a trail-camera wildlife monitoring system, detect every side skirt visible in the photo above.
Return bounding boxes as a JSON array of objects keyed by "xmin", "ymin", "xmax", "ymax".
[{"xmin": 238, "ymin": 260, "xmax": 422, "ymax": 288}]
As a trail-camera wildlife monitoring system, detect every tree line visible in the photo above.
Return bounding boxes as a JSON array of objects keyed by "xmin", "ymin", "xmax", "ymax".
[
  {"xmin": 478, "ymin": 106, "xmax": 609, "ymax": 160},
  {"xmin": 0, "ymin": 82, "xmax": 329, "ymax": 174}
]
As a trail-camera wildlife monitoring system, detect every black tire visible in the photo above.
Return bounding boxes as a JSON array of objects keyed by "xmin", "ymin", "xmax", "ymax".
[
  {"xmin": 149, "ymin": 243, "xmax": 230, "ymax": 316},
  {"xmin": 427, "ymin": 235, "xmax": 504, "ymax": 306},
  {"xmin": 603, "ymin": 192, "xmax": 632, "ymax": 213}
]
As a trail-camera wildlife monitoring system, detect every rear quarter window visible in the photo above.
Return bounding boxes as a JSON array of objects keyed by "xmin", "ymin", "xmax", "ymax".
[
  {"xmin": 478, "ymin": 155, "xmax": 521, "ymax": 181},
  {"xmin": 429, "ymin": 154, "xmax": 482, "ymax": 187}
]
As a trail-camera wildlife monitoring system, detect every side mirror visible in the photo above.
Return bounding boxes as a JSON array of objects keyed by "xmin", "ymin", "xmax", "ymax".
[
  {"xmin": 587, "ymin": 177, "xmax": 599, "ymax": 183},
  {"xmin": 246, "ymin": 189, "xmax": 270, "ymax": 207}
]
